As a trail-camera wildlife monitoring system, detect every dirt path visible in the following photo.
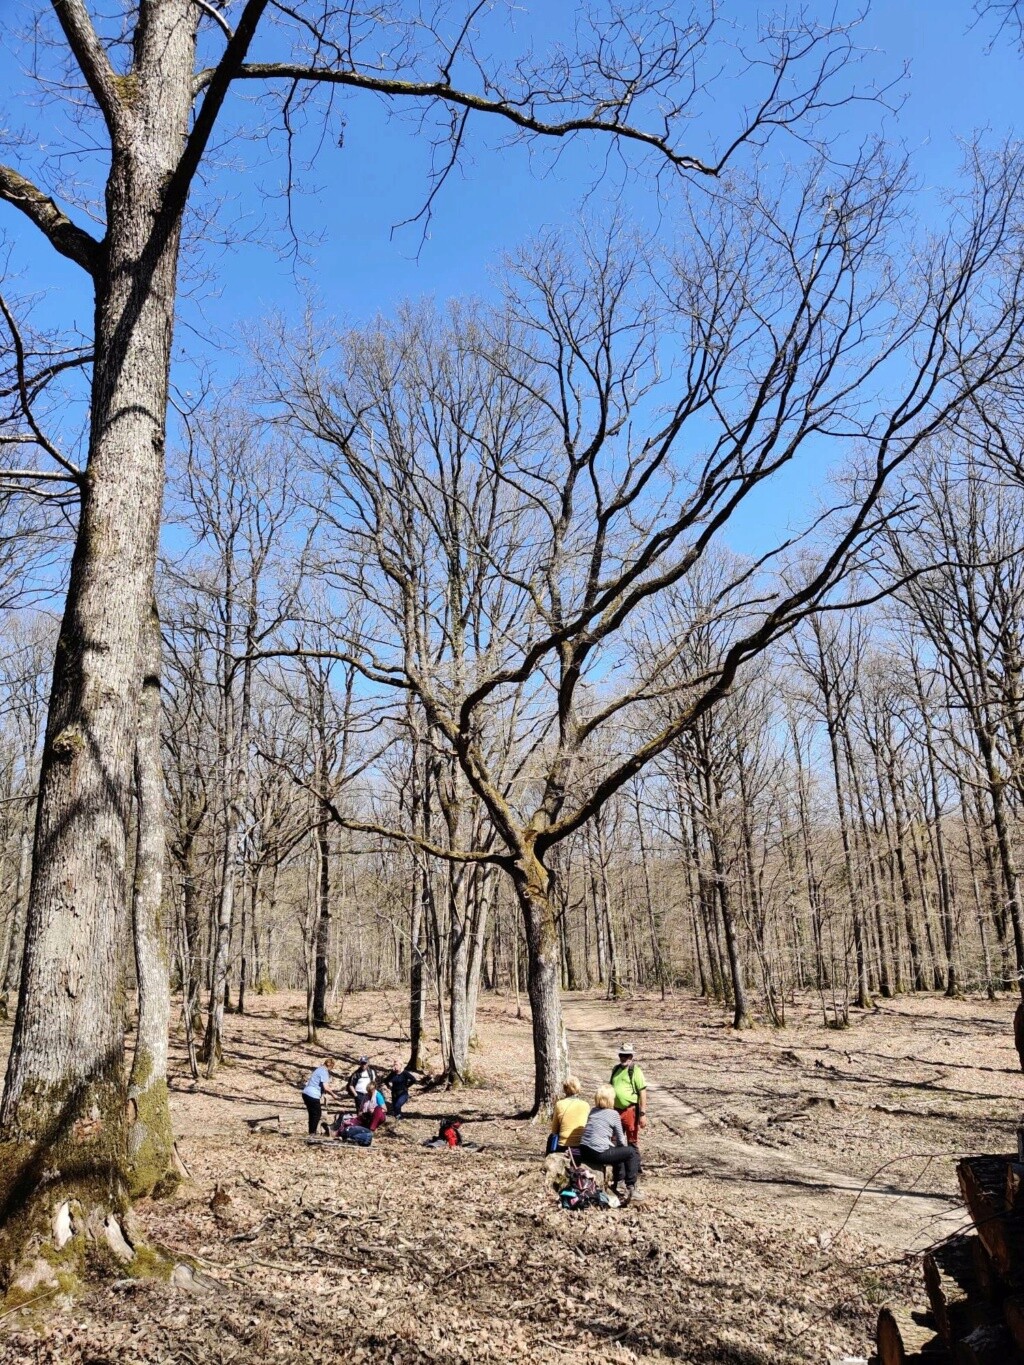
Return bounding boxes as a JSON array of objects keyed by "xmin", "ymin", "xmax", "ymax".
[{"xmin": 564, "ymin": 997, "xmax": 966, "ymax": 1255}]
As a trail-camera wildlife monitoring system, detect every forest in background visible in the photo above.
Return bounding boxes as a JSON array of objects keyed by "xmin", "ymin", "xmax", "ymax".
[
  {"xmin": 4, "ymin": 0, "xmax": 1024, "ymax": 1320},
  {"xmin": 5, "ymin": 345, "xmax": 1024, "ymax": 1082}
]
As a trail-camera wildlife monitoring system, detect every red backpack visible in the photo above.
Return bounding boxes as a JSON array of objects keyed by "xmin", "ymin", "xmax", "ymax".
[{"xmin": 439, "ymin": 1116, "xmax": 463, "ymax": 1148}]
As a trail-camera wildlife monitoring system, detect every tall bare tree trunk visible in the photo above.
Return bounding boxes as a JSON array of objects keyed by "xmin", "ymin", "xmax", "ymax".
[
  {"xmin": 203, "ymin": 678, "xmax": 237, "ymax": 1069},
  {"xmin": 408, "ymin": 852, "xmax": 426, "ymax": 1070},
  {"xmin": 127, "ymin": 606, "xmax": 174, "ymax": 1197},
  {"xmin": 465, "ymin": 865, "xmax": 492, "ymax": 1048},
  {"xmin": 512, "ymin": 853, "xmax": 567, "ymax": 1113},
  {"xmin": 312, "ymin": 820, "xmax": 332, "ymax": 1027},
  {"xmin": 0, "ymin": 0, "xmax": 197, "ymax": 1281}
]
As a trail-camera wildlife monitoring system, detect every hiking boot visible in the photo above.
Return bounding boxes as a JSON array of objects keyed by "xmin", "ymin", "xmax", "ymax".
[{"xmin": 625, "ymin": 1187, "xmax": 644, "ymax": 1205}]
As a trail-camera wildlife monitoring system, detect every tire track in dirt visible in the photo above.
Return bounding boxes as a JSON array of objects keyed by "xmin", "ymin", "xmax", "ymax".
[{"xmin": 564, "ymin": 998, "xmax": 965, "ymax": 1254}]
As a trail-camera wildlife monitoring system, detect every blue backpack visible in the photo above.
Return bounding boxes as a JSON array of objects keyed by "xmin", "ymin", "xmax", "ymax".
[{"xmin": 342, "ymin": 1123, "xmax": 373, "ymax": 1147}]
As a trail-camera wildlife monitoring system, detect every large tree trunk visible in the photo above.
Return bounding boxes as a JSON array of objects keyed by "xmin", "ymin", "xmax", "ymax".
[
  {"xmin": 312, "ymin": 820, "xmax": 331, "ymax": 1026},
  {"xmin": 204, "ymin": 652, "xmax": 253, "ymax": 1068},
  {"xmin": 0, "ymin": 2, "xmax": 196, "ymax": 1285},
  {"xmin": 448, "ymin": 912, "xmax": 470, "ymax": 1083},
  {"xmin": 127, "ymin": 606, "xmax": 175, "ymax": 1198},
  {"xmin": 203, "ymin": 682, "xmax": 237, "ymax": 1070},
  {"xmin": 888, "ymin": 769, "xmax": 926, "ymax": 992},
  {"xmin": 408, "ymin": 853, "xmax": 426, "ymax": 1070},
  {"xmin": 180, "ymin": 838, "xmax": 204, "ymax": 1030},
  {"xmin": 512, "ymin": 854, "xmax": 567, "ymax": 1113},
  {"xmin": 465, "ymin": 865, "xmax": 493, "ymax": 1043}
]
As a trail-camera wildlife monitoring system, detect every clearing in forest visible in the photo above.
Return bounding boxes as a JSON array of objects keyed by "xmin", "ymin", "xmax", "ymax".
[{"xmin": 0, "ymin": 988, "xmax": 1018, "ymax": 1364}]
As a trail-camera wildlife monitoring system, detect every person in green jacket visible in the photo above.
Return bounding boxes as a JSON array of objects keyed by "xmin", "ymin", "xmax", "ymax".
[{"xmin": 610, "ymin": 1041, "xmax": 648, "ymax": 1154}]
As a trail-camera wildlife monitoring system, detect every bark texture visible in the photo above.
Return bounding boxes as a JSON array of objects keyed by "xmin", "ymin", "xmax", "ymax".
[
  {"xmin": 0, "ymin": 0, "xmax": 197, "ymax": 1287},
  {"xmin": 127, "ymin": 606, "xmax": 175, "ymax": 1198},
  {"xmin": 513, "ymin": 855, "xmax": 568, "ymax": 1112}
]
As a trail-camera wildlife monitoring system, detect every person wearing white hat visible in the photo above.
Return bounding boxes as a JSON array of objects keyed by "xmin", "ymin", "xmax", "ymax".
[{"xmin": 610, "ymin": 1042, "xmax": 647, "ymax": 1158}]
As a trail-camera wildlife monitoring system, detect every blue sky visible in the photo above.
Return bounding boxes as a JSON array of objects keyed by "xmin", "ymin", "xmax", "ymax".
[{"xmin": 0, "ymin": 1, "xmax": 1021, "ymax": 555}]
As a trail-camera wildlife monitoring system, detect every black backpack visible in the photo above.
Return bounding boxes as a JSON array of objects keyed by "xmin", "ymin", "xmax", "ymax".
[{"xmin": 560, "ymin": 1161, "xmax": 601, "ymax": 1211}]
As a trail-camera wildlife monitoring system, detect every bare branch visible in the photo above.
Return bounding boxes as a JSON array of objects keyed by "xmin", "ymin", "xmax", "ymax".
[
  {"xmin": 204, "ymin": 64, "xmax": 719, "ymax": 173},
  {"xmin": 50, "ymin": 0, "xmax": 123, "ymax": 131},
  {"xmin": 0, "ymin": 293, "xmax": 84, "ymax": 483},
  {"xmin": 0, "ymin": 164, "xmax": 102, "ymax": 276},
  {"xmin": 195, "ymin": 0, "xmax": 235, "ymax": 43}
]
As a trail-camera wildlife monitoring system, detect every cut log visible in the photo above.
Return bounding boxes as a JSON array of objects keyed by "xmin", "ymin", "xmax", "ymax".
[
  {"xmin": 957, "ymin": 1157, "xmax": 1024, "ymax": 1281},
  {"xmin": 876, "ymin": 1306, "xmax": 949, "ymax": 1364},
  {"xmin": 954, "ymin": 1322, "xmax": 1019, "ymax": 1364},
  {"xmin": 245, "ymin": 1114, "xmax": 281, "ymax": 1132},
  {"xmin": 925, "ymin": 1236, "xmax": 986, "ymax": 1345}
]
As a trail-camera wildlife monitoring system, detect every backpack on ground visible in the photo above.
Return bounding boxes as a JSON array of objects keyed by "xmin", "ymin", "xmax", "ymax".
[
  {"xmin": 559, "ymin": 1156, "xmax": 601, "ymax": 1211},
  {"xmin": 438, "ymin": 1116, "xmax": 463, "ymax": 1148}
]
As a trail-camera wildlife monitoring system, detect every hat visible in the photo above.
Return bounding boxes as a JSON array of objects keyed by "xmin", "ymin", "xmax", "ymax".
[
  {"xmin": 617, "ymin": 1042, "xmax": 635, "ymax": 1056},
  {"xmin": 358, "ymin": 1056, "xmax": 369, "ymax": 1064}
]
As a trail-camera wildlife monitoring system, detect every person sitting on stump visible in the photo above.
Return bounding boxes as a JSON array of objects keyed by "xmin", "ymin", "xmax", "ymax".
[
  {"xmin": 301, "ymin": 1057, "xmax": 338, "ymax": 1136},
  {"xmin": 360, "ymin": 1084, "xmax": 389, "ymax": 1133},
  {"xmin": 579, "ymin": 1084, "xmax": 643, "ymax": 1204},
  {"xmin": 546, "ymin": 1075, "xmax": 589, "ymax": 1154}
]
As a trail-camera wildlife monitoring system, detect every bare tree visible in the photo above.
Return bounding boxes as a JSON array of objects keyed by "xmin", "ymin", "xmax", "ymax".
[
  {"xmin": 0, "ymin": 0, "xmax": 868, "ymax": 1278},
  {"xmin": 268, "ymin": 145, "xmax": 1024, "ymax": 1108},
  {"xmin": 125, "ymin": 605, "xmax": 175, "ymax": 1196}
]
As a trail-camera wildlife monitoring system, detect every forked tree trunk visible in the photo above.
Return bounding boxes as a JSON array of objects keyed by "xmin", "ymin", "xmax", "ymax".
[
  {"xmin": 127, "ymin": 606, "xmax": 175, "ymax": 1198},
  {"xmin": 0, "ymin": 4, "xmax": 197, "ymax": 1287}
]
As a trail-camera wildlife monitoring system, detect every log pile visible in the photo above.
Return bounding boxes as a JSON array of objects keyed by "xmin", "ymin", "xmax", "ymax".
[{"xmin": 875, "ymin": 1154, "xmax": 1024, "ymax": 1364}]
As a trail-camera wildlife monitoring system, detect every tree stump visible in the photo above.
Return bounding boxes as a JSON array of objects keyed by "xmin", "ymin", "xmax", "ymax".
[
  {"xmin": 957, "ymin": 1157, "xmax": 1022, "ymax": 1280},
  {"xmin": 876, "ymin": 1305, "xmax": 948, "ymax": 1364}
]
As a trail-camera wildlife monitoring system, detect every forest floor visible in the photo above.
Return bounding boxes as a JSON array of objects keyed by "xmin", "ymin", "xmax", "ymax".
[{"xmin": 1, "ymin": 987, "xmax": 1021, "ymax": 1364}]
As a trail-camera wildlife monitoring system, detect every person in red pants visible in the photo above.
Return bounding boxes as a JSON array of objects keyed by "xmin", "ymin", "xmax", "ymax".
[
  {"xmin": 611, "ymin": 1042, "xmax": 647, "ymax": 1160},
  {"xmin": 360, "ymin": 1085, "xmax": 388, "ymax": 1132}
]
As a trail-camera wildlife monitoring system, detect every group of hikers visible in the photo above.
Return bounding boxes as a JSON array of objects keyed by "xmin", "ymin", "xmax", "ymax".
[
  {"xmin": 300, "ymin": 1040, "xmax": 649, "ymax": 1205},
  {"xmin": 548, "ymin": 1042, "xmax": 648, "ymax": 1205},
  {"xmin": 301, "ymin": 1055, "xmax": 419, "ymax": 1137}
]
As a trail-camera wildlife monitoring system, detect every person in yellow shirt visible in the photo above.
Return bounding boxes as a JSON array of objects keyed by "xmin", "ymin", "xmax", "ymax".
[{"xmin": 547, "ymin": 1076, "xmax": 590, "ymax": 1153}]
